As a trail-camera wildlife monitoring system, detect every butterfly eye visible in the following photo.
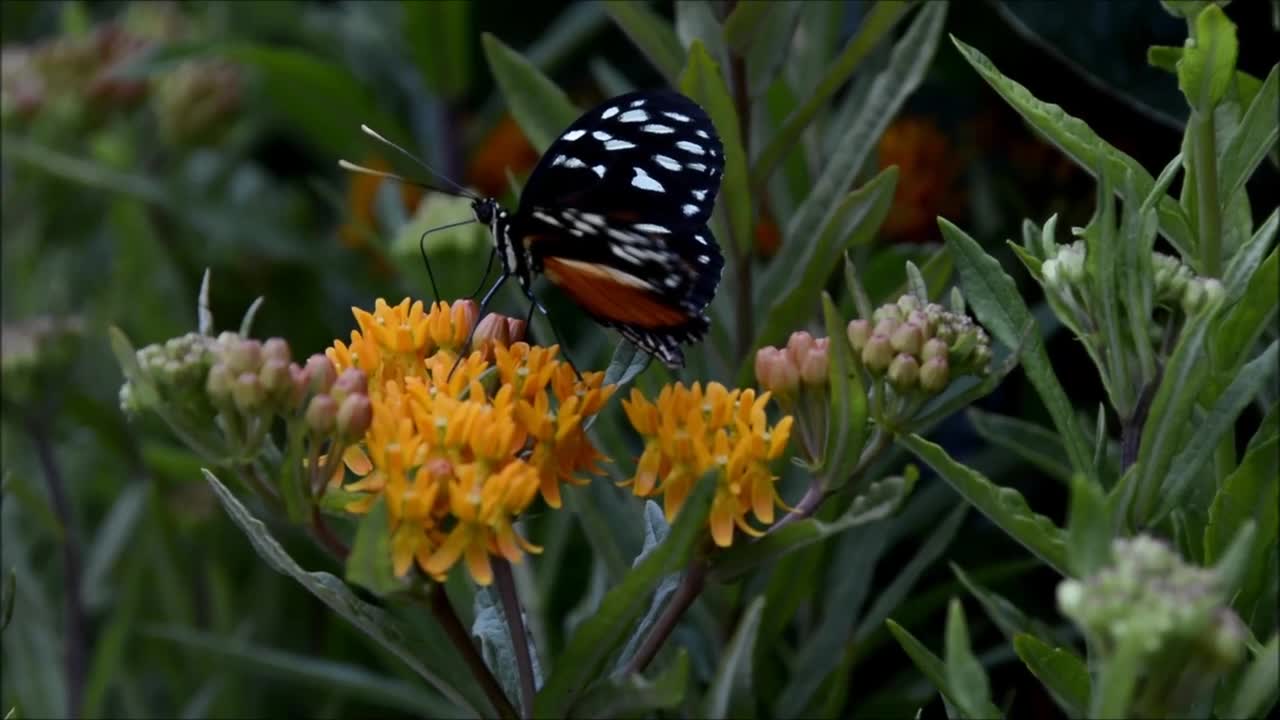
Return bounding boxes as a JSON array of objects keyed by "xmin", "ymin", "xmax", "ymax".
[{"xmin": 472, "ymin": 199, "xmax": 494, "ymax": 225}]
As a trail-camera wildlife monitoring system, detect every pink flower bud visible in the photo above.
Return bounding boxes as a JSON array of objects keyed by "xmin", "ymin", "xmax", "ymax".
[
  {"xmin": 473, "ymin": 313, "xmax": 512, "ymax": 360},
  {"xmin": 262, "ymin": 337, "xmax": 291, "ymax": 365},
  {"xmin": 862, "ymin": 334, "xmax": 894, "ymax": 372},
  {"xmin": 920, "ymin": 356, "xmax": 950, "ymax": 393},
  {"xmin": 206, "ymin": 363, "xmax": 233, "ymax": 402},
  {"xmin": 452, "ymin": 299, "xmax": 480, "ymax": 345},
  {"xmin": 784, "ymin": 331, "xmax": 816, "ymax": 370},
  {"xmin": 232, "ymin": 371, "xmax": 262, "ymax": 412},
  {"xmin": 890, "ymin": 323, "xmax": 924, "ymax": 356},
  {"xmin": 755, "ymin": 346, "xmax": 798, "ymax": 394},
  {"xmin": 305, "ymin": 354, "xmax": 336, "ymax": 394},
  {"xmin": 799, "ymin": 341, "xmax": 830, "ymax": 386},
  {"xmin": 258, "ymin": 358, "xmax": 291, "ymax": 398},
  {"xmin": 227, "ymin": 338, "xmax": 262, "ymax": 374},
  {"xmin": 337, "ymin": 394, "xmax": 372, "ymax": 441},
  {"xmin": 331, "ymin": 368, "xmax": 368, "ymax": 404},
  {"xmin": 505, "ymin": 317, "xmax": 528, "ymax": 344},
  {"xmin": 887, "ymin": 353, "xmax": 920, "ymax": 391},
  {"xmin": 922, "ymin": 338, "xmax": 949, "ymax": 362},
  {"xmin": 287, "ymin": 363, "xmax": 309, "ymax": 406},
  {"xmin": 305, "ymin": 395, "xmax": 337, "ymax": 435}
]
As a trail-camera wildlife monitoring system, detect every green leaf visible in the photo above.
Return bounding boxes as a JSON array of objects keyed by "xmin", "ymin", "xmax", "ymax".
[
  {"xmin": 754, "ymin": 166, "xmax": 897, "ymax": 352},
  {"xmin": 603, "ymin": 340, "xmax": 651, "ymax": 389},
  {"xmin": 472, "ymin": 586, "xmax": 541, "ymax": 710},
  {"xmin": 1215, "ymin": 245, "xmax": 1278, "ymax": 363},
  {"xmin": 1223, "ymin": 208, "xmax": 1278, "ymax": 305},
  {"xmin": 0, "ymin": 569, "xmax": 13, "ymax": 632},
  {"xmin": 820, "ymin": 292, "xmax": 869, "ymax": 482},
  {"xmin": 951, "ymin": 38, "xmax": 1195, "ymax": 256},
  {"xmin": 1229, "ymin": 634, "xmax": 1280, "ymax": 719},
  {"xmin": 781, "ymin": 3, "xmax": 945, "ymax": 254},
  {"xmin": 710, "ymin": 471, "xmax": 916, "ymax": 581},
  {"xmin": 951, "ymin": 564, "xmax": 1051, "ymax": 642},
  {"xmin": 403, "ymin": 0, "xmax": 471, "ymax": 100},
  {"xmin": 574, "ymin": 651, "xmax": 690, "ymax": 719},
  {"xmin": 967, "ymin": 409, "xmax": 1072, "ymax": 485},
  {"xmin": 675, "ymin": 2, "xmax": 728, "ymax": 72},
  {"xmin": 679, "ymin": 41, "xmax": 753, "ymax": 255},
  {"xmin": 81, "ymin": 483, "xmax": 147, "ymax": 611},
  {"xmin": 723, "ymin": 1, "xmax": 775, "ymax": 54},
  {"xmin": 939, "ymin": 218, "xmax": 1095, "ymax": 480},
  {"xmin": 481, "ymin": 33, "xmax": 580, "ymax": 153},
  {"xmin": 345, "ymin": 497, "xmax": 403, "ymax": 596},
  {"xmin": 1130, "ymin": 301, "xmax": 1221, "ymax": 524},
  {"xmin": 886, "ymin": 619, "xmax": 1002, "ymax": 718},
  {"xmin": 614, "ymin": 502, "xmax": 678, "ymax": 672},
  {"xmin": 1154, "ymin": 340, "xmax": 1278, "ymax": 522},
  {"xmin": 899, "ymin": 434, "xmax": 1070, "ymax": 575},
  {"xmin": 703, "ymin": 596, "xmax": 765, "ymax": 719},
  {"xmin": 203, "ymin": 470, "xmax": 485, "ymax": 717},
  {"xmin": 1092, "ymin": 636, "xmax": 1145, "ymax": 718},
  {"xmin": 1066, "ymin": 473, "xmax": 1112, "ymax": 579},
  {"xmin": 1012, "ymin": 634, "xmax": 1090, "ymax": 718},
  {"xmin": 149, "ymin": 625, "xmax": 456, "ymax": 716},
  {"xmin": 534, "ymin": 477, "xmax": 715, "ymax": 717},
  {"xmin": 750, "ymin": 0, "xmax": 914, "ymax": 187},
  {"xmin": 602, "ymin": 0, "xmax": 686, "ymax": 83},
  {"xmin": 1205, "ymin": 438, "xmax": 1279, "ymax": 625},
  {"xmin": 1220, "ymin": 65, "xmax": 1279, "ymax": 203},
  {"xmin": 945, "ymin": 599, "xmax": 995, "ymax": 719},
  {"xmin": 1176, "ymin": 4, "xmax": 1239, "ymax": 111}
]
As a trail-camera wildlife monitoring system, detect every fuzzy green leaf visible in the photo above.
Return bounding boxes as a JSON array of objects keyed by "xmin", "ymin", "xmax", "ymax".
[
  {"xmin": 939, "ymin": 218, "xmax": 1095, "ymax": 480},
  {"xmin": 204, "ymin": 470, "xmax": 484, "ymax": 717},
  {"xmin": 535, "ymin": 478, "xmax": 714, "ymax": 717},
  {"xmin": 951, "ymin": 38, "xmax": 1194, "ymax": 256},
  {"xmin": 482, "ymin": 33, "xmax": 579, "ymax": 153},
  {"xmin": 899, "ymin": 434, "xmax": 1070, "ymax": 575},
  {"xmin": 1176, "ymin": 4, "xmax": 1239, "ymax": 110},
  {"xmin": 1012, "ymin": 634, "xmax": 1090, "ymax": 718},
  {"xmin": 679, "ymin": 41, "xmax": 752, "ymax": 254}
]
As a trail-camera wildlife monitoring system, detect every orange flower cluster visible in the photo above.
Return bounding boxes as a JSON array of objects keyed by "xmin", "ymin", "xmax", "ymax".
[
  {"xmin": 622, "ymin": 383, "xmax": 793, "ymax": 548},
  {"xmin": 325, "ymin": 298, "xmax": 613, "ymax": 585}
]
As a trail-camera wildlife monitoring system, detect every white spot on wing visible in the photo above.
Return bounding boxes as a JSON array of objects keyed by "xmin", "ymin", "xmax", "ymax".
[
  {"xmin": 665, "ymin": 276, "xmax": 680, "ymax": 287},
  {"xmin": 580, "ymin": 212, "xmax": 605, "ymax": 226},
  {"xmin": 592, "ymin": 164, "xmax": 606, "ymax": 178},
  {"xmin": 697, "ymin": 254, "xmax": 710, "ymax": 264},
  {"xmin": 562, "ymin": 157, "xmax": 587, "ymax": 169},
  {"xmin": 641, "ymin": 124, "xmax": 674, "ymax": 134},
  {"xmin": 634, "ymin": 223, "xmax": 670, "ymax": 234},
  {"xmin": 619, "ymin": 109, "xmax": 648, "ymax": 123},
  {"xmin": 631, "ymin": 98, "xmax": 646, "ymax": 107},
  {"xmin": 631, "ymin": 167, "xmax": 665, "ymax": 193},
  {"xmin": 662, "ymin": 111, "xmax": 691, "ymax": 122},
  {"xmin": 692, "ymin": 189, "xmax": 708, "ymax": 200},
  {"xmin": 687, "ymin": 162, "xmax": 707, "ymax": 172},
  {"xmin": 653, "ymin": 154, "xmax": 681, "ymax": 171},
  {"xmin": 605, "ymin": 139, "xmax": 636, "ymax": 151},
  {"xmin": 682, "ymin": 203, "xmax": 699, "ymax": 217},
  {"xmin": 676, "ymin": 140, "xmax": 705, "ymax": 155},
  {"xmin": 552, "ymin": 154, "xmax": 566, "ymax": 167},
  {"xmin": 601, "ymin": 106, "xmax": 619, "ymax": 119},
  {"xmin": 563, "ymin": 129, "xmax": 586, "ymax": 141},
  {"xmin": 695, "ymin": 129, "xmax": 710, "ymax": 139},
  {"xmin": 695, "ymin": 234, "xmax": 708, "ymax": 245},
  {"xmin": 532, "ymin": 211, "xmax": 563, "ymax": 227}
]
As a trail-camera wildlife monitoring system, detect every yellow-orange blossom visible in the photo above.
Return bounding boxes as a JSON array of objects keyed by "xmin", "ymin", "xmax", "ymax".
[{"xmin": 325, "ymin": 298, "xmax": 612, "ymax": 585}]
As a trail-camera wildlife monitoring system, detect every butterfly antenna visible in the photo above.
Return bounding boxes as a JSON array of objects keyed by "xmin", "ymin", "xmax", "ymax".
[
  {"xmin": 336, "ymin": 159, "xmax": 459, "ymax": 197},
  {"xmin": 417, "ymin": 218, "xmax": 477, "ymax": 303},
  {"xmin": 470, "ymin": 250, "xmax": 498, "ymax": 299},
  {"xmin": 359, "ymin": 124, "xmax": 479, "ymax": 200},
  {"xmin": 448, "ymin": 273, "xmax": 510, "ymax": 380}
]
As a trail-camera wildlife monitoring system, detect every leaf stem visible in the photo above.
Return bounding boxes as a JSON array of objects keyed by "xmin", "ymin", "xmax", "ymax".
[
  {"xmin": 424, "ymin": 585, "xmax": 520, "ymax": 720},
  {"xmin": 1193, "ymin": 109, "xmax": 1222, "ymax": 276},
  {"xmin": 493, "ymin": 558, "xmax": 536, "ymax": 719},
  {"xmin": 621, "ymin": 556, "xmax": 708, "ymax": 677}
]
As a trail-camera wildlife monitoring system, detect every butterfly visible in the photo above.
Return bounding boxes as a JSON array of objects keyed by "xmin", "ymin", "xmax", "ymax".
[{"xmin": 344, "ymin": 90, "xmax": 725, "ymax": 369}]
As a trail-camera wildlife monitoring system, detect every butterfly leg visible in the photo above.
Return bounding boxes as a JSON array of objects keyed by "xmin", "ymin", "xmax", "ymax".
[
  {"xmin": 523, "ymin": 290, "xmax": 583, "ymax": 382},
  {"xmin": 468, "ymin": 249, "xmax": 498, "ymax": 299},
  {"xmin": 448, "ymin": 273, "xmax": 509, "ymax": 380}
]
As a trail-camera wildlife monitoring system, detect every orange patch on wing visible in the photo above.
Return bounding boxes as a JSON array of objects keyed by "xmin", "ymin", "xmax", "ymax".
[{"xmin": 543, "ymin": 258, "xmax": 687, "ymax": 328}]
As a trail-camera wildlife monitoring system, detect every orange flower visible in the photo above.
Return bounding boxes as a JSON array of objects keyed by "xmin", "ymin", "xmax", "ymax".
[
  {"xmin": 465, "ymin": 114, "xmax": 539, "ymax": 199},
  {"xmin": 877, "ymin": 116, "xmax": 963, "ymax": 243},
  {"xmin": 621, "ymin": 382, "xmax": 793, "ymax": 547}
]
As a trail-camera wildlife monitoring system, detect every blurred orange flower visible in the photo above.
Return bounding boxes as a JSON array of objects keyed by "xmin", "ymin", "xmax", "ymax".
[
  {"xmin": 877, "ymin": 116, "xmax": 964, "ymax": 243},
  {"xmin": 466, "ymin": 114, "xmax": 539, "ymax": 198},
  {"xmin": 339, "ymin": 154, "xmax": 424, "ymax": 250}
]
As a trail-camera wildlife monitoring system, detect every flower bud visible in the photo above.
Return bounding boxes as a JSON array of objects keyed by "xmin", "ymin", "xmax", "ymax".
[
  {"xmin": 226, "ymin": 338, "xmax": 262, "ymax": 374},
  {"xmin": 799, "ymin": 339, "xmax": 830, "ymax": 386},
  {"xmin": 1201, "ymin": 278, "xmax": 1224, "ymax": 306},
  {"xmin": 887, "ymin": 353, "xmax": 919, "ymax": 391},
  {"xmin": 305, "ymin": 394, "xmax": 337, "ymax": 435},
  {"xmin": 473, "ymin": 313, "xmax": 512, "ymax": 360},
  {"xmin": 890, "ymin": 323, "xmax": 923, "ymax": 356},
  {"xmin": 896, "ymin": 294, "xmax": 922, "ymax": 314},
  {"xmin": 921, "ymin": 337, "xmax": 949, "ymax": 362},
  {"xmin": 232, "ymin": 371, "xmax": 262, "ymax": 412},
  {"xmin": 287, "ymin": 363, "xmax": 309, "ymax": 406},
  {"xmin": 755, "ymin": 346, "xmax": 798, "ymax": 394},
  {"xmin": 862, "ymin": 334, "xmax": 894, "ymax": 372},
  {"xmin": 451, "ymin": 299, "xmax": 480, "ymax": 345},
  {"xmin": 1181, "ymin": 278, "xmax": 1206, "ymax": 314},
  {"xmin": 206, "ymin": 362, "xmax": 234, "ymax": 402},
  {"xmin": 331, "ymin": 368, "xmax": 368, "ymax": 404},
  {"xmin": 262, "ymin": 337, "xmax": 291, "ymax": 365},
  {"xmin": 846, "ymin": 319, "xmax": 871, "ymax": 352},
  {"xmin": 873, "ymin": 316, "xmax": 900, "ymax": 339},
  {"xmin": 258, "ymin": 358, "xmax": 291, "ymax": 400},
  {"xmin": 337, "ymin": 394, "xmax": 372, "ymax": 441},
  {"xmin": 784, "ymin": 331, "xmax": 816, "ymax": 370},
  {"xmin": 505, "ymin": 317, "xmax": 528, "ymax": 344},
  {"xmin": 1059, "ymin": 244, "xmax": 1085, "ymax": 283},
  {"xmin": 872, "ymin": 303, "xmax": 903, "ymax": 324},
  {"xmin": 920, "ymin": 356, "xmax": 950, "ymax": 393},
  {"xmin": 305, "ymin": 354, "xmax": 336, "ymax": 394},
  {"xmin": 971, "ymin": 345, "xmax": 993, "ymax": 373}
]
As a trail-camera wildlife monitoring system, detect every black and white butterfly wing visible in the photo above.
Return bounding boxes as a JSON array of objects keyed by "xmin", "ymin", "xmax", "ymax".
[{"xmin": 511, "ymin": 91, "xmax": 726, "ymax": 367}]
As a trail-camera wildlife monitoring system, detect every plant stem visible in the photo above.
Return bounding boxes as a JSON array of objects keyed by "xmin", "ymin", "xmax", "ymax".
[
  {"xmin": 310, "ymin": 507, "xmax": 350, "ymax": 560},
  {"xmin": 493, "ymin": 559, "xmax": 536, "ymax": 719},
  {"xmin": 27, "ymin": 414, "xmax": 86, "ymax": 719},
  {"xmin": 1193, "ymin": 109, "xmax": 1222, "ymax": 277},
  {"xmin": 425, "ymin": 585, "xmax": 519, "ymax": 720},
  {"xmin": 621, "ymin": 556, "xmax": 708, "ymax": 677}
]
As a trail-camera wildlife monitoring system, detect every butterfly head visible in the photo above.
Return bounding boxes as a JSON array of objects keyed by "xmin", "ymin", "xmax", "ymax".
[{"xmin": 472, "ymin": 197, "xmax": 527, "ymax": 286}]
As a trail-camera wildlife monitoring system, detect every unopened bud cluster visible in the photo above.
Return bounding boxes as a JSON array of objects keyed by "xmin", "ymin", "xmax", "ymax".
[
  {"xmin": 154, "ymin": 59, "xmax": 242, "ymax": 146},
  {"xmin": 119, "ymin": 332, "xmax": 216, "ymax": 418},
  {"xmin": 755, "ymin": 331, "xmax": 831, "ymax": 395},
  {"xmin": 1057, "ymin": 536, "xmax": 1245, "ymax": 672},
  {"xmin": 204, "ymin": 333, "xmax": 371, "ymax": 445},
  {"xmin": 1152, "ymin": 252, "xmax": 1224, "ymax": 315},
  {"xmin": 847, "ymin": 295, "xmax": 991, "ymax": 395}
]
